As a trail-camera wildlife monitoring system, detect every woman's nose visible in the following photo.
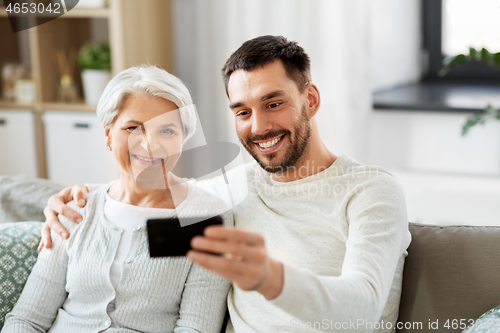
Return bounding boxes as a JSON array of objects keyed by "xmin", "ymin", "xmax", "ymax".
[{"xmin": 140, "ymin": 131, "xmax": 161, "ymax": 152}]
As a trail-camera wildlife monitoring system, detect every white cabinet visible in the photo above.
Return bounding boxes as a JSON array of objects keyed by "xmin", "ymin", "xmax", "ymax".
[
  {"xmin": 0, "ymin": 110, "xmax": 38, "ymax": 177},
  {"xmin": 43, "ymin": 111, "xmax": 119, "ymax": 186}
]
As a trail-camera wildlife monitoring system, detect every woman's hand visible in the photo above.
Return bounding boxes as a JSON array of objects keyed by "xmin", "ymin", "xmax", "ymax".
[
  {"xmin": 187, "ymin": 226, "xmax": 284, "ymax": 300},
  {"xmin": 37, "ymin": 184, "xmax": 89, "ymax": 251}
]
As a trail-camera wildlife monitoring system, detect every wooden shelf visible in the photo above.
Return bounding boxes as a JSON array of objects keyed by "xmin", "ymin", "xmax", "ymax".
[
  {"xmin": 0, "ymin": 100, "xmax": 35, "ymax": 110},
  {"xmin": 0, "ymin": 101, "xmax": 96, "ymax": 112},
  {"xmin": 0, "ymin": 0, "xmax": 174, "ymax": 179},
  {"xmin": 60, "ymin": 8, "xmax": 110, "ymax": 18},
  {"xmin": 0, "ymin": 8, "xmax": 110, "ymax": 18},
  {"xmin": 41, "ymin": 102, "xmax": 96, "ymax": 112}
]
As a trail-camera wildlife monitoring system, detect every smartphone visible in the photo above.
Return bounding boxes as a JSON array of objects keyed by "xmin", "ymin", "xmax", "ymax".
[{"xmin": 146, "ymin": 215, "xmax": 223, "ymax": 257}]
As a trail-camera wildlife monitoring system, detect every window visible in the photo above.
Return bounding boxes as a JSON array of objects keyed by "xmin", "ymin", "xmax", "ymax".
[
  {"xmin": 423, "ymin": 0, "xmax": 500, "ymax": 81},
  {"xmin": 442, "ymin": 0, "xmax": 500, "ymax": 55}
]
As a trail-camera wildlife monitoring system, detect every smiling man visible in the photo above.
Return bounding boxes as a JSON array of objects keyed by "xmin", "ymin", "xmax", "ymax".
[
  {"xmin": 40, "ymin": 36, "xmax": 411, "ymax": 333},
  {"xmin": 227, "ymin": 63, "xmax": 314, "ymax": 177}
]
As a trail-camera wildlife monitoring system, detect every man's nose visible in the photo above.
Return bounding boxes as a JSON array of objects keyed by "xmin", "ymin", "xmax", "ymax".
[{"xmin": 251, "ymin": 110, "xmax": 271, "ymax": 135}]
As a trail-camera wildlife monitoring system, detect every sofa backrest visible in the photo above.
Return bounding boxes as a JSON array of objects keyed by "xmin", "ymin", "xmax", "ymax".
[
  {"xmin": 0, "ymin": 175, "xmax": 63, "ymax": 224},
  {"xmin": 397, "ymin": 223, "xmax": 500, "ymax": 333},
  {"xmin": 3, "ymin": 220, "xmax": 500, "ymax": 331}
]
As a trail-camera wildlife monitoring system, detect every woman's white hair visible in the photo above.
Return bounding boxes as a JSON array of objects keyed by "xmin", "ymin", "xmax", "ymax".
[{"xmin": 97, "ymin": 65, "xmax": 196, "ymax": 141}]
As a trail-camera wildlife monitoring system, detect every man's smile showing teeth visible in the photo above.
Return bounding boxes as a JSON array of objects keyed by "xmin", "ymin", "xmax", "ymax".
[
  {"xmin": 254, "ymin": 134, "xmax": 285, "ymax": 153},
  {"xmin": 257, "ymin": 136, "xmax": 282, "ymax": 148}
]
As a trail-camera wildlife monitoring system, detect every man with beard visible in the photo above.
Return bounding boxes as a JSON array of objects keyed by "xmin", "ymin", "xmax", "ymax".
[{"xmin": 40, "ymin": 36, "xmax": 411, "ymax": 333}]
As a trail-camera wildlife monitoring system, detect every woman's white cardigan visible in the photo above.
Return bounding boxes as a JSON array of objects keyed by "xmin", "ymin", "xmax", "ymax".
[{"xmin": 3, "ymin": 182, "xmax": 232, "ymax": 333}]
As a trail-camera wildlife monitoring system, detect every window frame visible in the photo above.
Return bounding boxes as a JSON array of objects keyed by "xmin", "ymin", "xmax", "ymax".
[{"xmin": 422, "ymin": 0, "xmax": 500, "ymax": 82}]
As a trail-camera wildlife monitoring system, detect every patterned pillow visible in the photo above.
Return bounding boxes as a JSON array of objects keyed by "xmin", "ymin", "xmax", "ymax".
[
  {"xmin": 462, "ymin": 305, "xmax": 500, "ymax": 333},
  {"xmin": 0, "ymin": 222, "xmax": 43, "ymax": 329}
]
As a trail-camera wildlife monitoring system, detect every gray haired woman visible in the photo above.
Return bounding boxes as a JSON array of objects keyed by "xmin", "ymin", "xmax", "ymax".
[{"xmin": 2, "ymin": 65, "xmax": 232, "ymax": 333}]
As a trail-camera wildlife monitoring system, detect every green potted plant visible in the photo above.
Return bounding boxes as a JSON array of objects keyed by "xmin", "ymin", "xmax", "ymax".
[
  {"xmin": 440, "ymin": 47, "xmax": 500, "ymax": 136},
  {"xmin": 78, "ymin": 42, "xmax": 111, "ymax": 106}
]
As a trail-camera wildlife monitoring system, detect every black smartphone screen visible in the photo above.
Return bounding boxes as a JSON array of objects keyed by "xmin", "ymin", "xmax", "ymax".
[{"xmin": 147, "ymin": 215, "xmax": 223, "ymax": 257}]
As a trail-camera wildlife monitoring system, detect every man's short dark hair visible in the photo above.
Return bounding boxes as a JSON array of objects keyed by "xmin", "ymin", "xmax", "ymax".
[{"xmin": 222, "ymin": 35, "xmax": 311, "ymax": 96}]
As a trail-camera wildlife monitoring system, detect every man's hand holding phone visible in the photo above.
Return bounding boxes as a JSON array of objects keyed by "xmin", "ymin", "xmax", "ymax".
[{"xmin": 187, "ymin": 227, "xmax": 284, "ymax": 300}]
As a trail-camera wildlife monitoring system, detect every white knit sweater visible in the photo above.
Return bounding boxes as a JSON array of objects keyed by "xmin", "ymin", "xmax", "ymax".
[
  {"xmin": 2, "ymin": 182, "xmax": 233, "ymax": 333},
  {"xmin": 196, "ymin": 155, "xmax": 412, "ymax": 333}
]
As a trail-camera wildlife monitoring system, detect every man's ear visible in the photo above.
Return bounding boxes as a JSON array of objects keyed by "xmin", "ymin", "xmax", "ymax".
[{"xmin": 305, "ymin": 83, "xmax": 321, "ymax": 119}]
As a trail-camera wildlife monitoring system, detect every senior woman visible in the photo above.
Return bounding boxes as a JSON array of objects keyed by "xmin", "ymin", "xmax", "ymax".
[{"xmin": 2, "ymin": 66, "xmax": 232, "ymax": 333}]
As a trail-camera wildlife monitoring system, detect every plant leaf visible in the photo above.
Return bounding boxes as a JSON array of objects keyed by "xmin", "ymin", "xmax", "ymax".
[
  {"xmin": 494, "ymin": 53, "xmax": 500, "ymax": 67},
  {"xmin": 480, "ymin": 48, "xmax": 493, "ymax": 65},
  {"xmin": 78, "ymin": 42, "xmax": 111, "ymax": 71},
  {"xmin": 440, "ymin": 47, "xmax": 500, "ymax": 77},
  {"xmin": 461, "ymin": 105, "xmax": 500, "ymax": 136},
  {"xmin": 439, "ymin": 54, "xmax": 467, "ymax": 76},
  {"xmin": 469, "ymin": 47, "xmax": 480, "ymax": 60}
]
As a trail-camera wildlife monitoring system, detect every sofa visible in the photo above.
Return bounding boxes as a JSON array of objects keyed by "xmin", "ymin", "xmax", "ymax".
[
  {"xmin": 1, "ymin": 175, "xmax": 499, "ymax": 332},
  {"xmin": 0, "ymin": 175, "xmax": 64, "ymax": 329},
  {"xmin": 398, "ymin": 224, "xmax": 500, "ymax": 332}
]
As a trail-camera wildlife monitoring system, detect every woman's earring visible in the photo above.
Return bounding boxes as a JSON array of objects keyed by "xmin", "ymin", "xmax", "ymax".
[{"xmin": 107, "ymin": 146, "xmax": 112, "ymax": 151}]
